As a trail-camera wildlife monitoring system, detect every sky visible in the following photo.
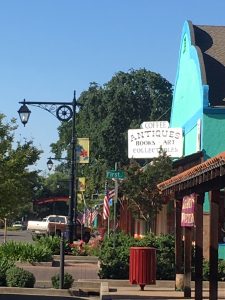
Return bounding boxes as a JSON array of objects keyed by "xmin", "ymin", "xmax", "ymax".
[{"xmin": 1, "ymin": 0, "xmax": 225, "ymax": 174}]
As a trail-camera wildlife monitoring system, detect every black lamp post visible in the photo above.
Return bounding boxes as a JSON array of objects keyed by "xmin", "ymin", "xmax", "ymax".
[{"xmin": 18, "ymin": 91, "xmax": 79, "ymax": 243}]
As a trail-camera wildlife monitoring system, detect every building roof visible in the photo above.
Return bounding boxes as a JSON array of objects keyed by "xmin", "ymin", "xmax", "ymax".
[
  {"xmin": 193, "ymin": 24, "xmax": 225, "ymax": 106},
  {"xmin": 157, "ymin": 151, "xmax": 225, "ymax": 195}
]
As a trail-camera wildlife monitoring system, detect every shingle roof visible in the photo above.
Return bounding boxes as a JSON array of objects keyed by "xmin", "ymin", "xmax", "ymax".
[
  {"xmin": 157, "ymin": 151, "xmax": 225, "ymax": 194},
  {"xmin": 193, "ymin": 24, "xmax": 225, "ymax": 106}
]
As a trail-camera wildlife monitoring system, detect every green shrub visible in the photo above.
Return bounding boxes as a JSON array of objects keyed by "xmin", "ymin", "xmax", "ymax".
[
  {"xmin": 0, "ymin": 241, "xmax": 52, "ymax": 263},
  {"xmin": 139, "ymin": 233, "xmax": 175, "ymax": 280},
  {"xmin": 6, "ymin": 266, "xmax": 35, "ymax": 288},
  {"xmin": 0, "ymin": 257, "xmax": 15, "ymax": 286},
  {"xmin": 51, "ymin": 272, "xmax": 74, "ymax": 289},
  {"xmin": 98, "ymin": 231, "xmax": 136, "ymax": 279},
  {"xmin": 35, "ymin": 235, "xmax": 61, "ymax": 255},
  {"xmin": 218, "ymin": 259, "xmax": 225, "ymax": 281},
  {"xmin": 98, "ymin": 232, "xmax": 175, "ymax": 280},
  {"xmin": 201, "ymin": 259, "xmax": 225, "ymax": 281}
]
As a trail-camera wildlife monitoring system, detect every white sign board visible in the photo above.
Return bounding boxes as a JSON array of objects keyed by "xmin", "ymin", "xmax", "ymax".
[
  {"xmin": 140, "ymin": 121, "xmax": 169, "ymax": 129},
  {"xmin": 128, "ymin": 128, "xmax": 183, "ymax": 158}
]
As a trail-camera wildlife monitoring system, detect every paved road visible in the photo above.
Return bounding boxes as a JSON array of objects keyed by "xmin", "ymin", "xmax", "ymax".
[
  {"xmin": 0, "ymin": 295, "xmax": 76, "ymax": 300},
  {"xmin": 0, "ymin": 229, "xmax": 34, "ymax": 243}
]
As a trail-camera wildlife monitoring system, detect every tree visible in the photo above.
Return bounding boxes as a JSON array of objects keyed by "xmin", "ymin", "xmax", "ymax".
[
  {"xmin": 33, "ymin": 171, "xmax": 70, "ymax": 218},
  {"xmin": 121, "ymin": 150, "xmax": 173, "ymax": 231},
  {"xmin": 51, "ymin": 69, "xmax": 173, "ymax": 199},
  {"xmin": 0, "ymin": 114, "xmax": 41, "ymax": 221}
]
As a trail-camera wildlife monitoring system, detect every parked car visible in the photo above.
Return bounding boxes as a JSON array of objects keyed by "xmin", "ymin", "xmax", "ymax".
[{"xmin": 12, "ymin": 221, "xmax": 23, "ymax": 229}]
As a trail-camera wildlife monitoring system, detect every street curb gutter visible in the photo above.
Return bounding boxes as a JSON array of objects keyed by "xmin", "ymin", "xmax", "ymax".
[{"xmin": 0, "ymin": 287, "xmax": 90, "ymax": 299}]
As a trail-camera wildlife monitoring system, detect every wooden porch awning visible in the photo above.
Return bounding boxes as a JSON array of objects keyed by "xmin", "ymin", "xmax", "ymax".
[{"xmin": 157, "ymin": 151, "xmax": 225, "ymax": 195}]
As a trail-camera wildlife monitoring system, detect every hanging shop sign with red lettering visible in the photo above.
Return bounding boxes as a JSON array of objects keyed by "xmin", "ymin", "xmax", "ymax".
[{"xmin": 181, "ymin": 193, "xmax": 195, "ymax": 227}]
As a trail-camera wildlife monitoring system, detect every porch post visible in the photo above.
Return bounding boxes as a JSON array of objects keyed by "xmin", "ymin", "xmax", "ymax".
[
  {"xmin": 209, "ymin": 190, "xmax": 219, "ymax": 300},
  {"xmin": 195, "ymin": 192, "xmax": 204, "ymax": 300},
  {"xmin": 175, "ymin": 198, "xmax": 183, "ymax": 290},
  {"xmin": 184, "ymin": 225, "xmax": 192, "ymax": 298}
]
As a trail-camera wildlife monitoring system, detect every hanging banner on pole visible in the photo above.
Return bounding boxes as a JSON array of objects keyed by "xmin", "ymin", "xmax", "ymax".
[
  {"xmin": 77, "ymin": 177, "xmax": 86, "ymax": 191},
  {"xmin": 181, "ymin": 193, "xmax": 195, "ymax": 227},
  {"xmin": 76, "ymin": 138, "xmax": 90, "ymax": 163}
]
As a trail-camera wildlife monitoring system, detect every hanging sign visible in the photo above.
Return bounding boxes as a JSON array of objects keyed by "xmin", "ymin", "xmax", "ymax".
[
  {"xmin": 77, "ymin": 177, "xmax": 86, "ymax": 192},
  {"xmin": 76, "ymin": 138, "xmax": 89, "ymax": 163},
  {"xmin": 128, "ymin": 127, "xmax": 183, "ymax": 159},
  {"xmin": 181, "ymin": 193, "xmax": 195, "ymax": 227}
]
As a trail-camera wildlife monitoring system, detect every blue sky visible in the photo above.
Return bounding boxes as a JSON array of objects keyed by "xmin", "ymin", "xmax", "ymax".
[{"xmin": 1, "ymin": 0, "xmax": 225, "ymax": 173}]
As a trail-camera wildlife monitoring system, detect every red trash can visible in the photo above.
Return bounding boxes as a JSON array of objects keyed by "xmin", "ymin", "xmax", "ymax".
[{"xmin": 129, "ymin": 247, "xmax": 156, "ymax": 290}]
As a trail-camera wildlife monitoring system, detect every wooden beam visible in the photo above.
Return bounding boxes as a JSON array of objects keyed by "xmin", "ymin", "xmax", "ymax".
[
  {"xmin": 209, "ymin": 190, "xmax": 219, "ymax": 300},
  {"xmin": 175, "ymin": 199, "xmax": 183, "ymax": 290},
  {"xmin": 195, "ymin": 193, "xmax": 204, "ymax": 300},
  {"xmin": 184, "ymin": 226, "xmax": 192, "ymax": 298}
]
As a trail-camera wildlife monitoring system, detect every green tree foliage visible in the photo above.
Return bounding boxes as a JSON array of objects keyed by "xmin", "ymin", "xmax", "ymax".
[
  {"xmin": 121, "ymin": 151, "xmax": 173, "ymax": 230},
  {"xmin": 51, "ymin": 69, "xmax": 173, "ymax": 199},
  {"xmin": 0, "ymin": 114, "xmax": 41, "ymax": 220},
  {"xmin": 32, "ymin": 171, "xmax": 70, "ymax": 218}
]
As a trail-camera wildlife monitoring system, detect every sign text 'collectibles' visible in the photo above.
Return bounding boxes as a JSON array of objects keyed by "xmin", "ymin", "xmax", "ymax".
[{"xmin": 128, "ymin": 127, "xmax": 183, "ymax": 158}]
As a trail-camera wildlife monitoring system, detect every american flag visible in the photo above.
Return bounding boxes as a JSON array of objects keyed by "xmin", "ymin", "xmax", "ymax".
[
  {"xmin": 82, "ymin": 208, "xmax": 91, "ymax": 225},
  {"xmin": 103, "ymin": 181, "xmax": 115, "ymax": 220},
  {"xmin": 89, "ymin": 209, "xmax": 99, "ymax": 225}
]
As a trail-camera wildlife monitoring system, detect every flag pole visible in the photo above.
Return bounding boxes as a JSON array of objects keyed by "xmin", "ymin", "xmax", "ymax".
[
  {"xmin": 113, "ymin": 162, "xmax": 118, "ymax": 248},
  {"xmin": 107, "ymin": 217, "xmax": 110, "ymax": 236}
]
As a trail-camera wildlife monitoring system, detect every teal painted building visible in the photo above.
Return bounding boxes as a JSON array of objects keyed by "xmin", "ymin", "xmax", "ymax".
[
  {"xmin": 171, "ymin": 20, "xmax": 225, "ymax": 158},
  {"xmin": 171, "ymin": 20, "xmax": 225, "ymax": 258}
]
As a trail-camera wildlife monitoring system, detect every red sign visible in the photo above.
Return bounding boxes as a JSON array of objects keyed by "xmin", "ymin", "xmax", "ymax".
[{"xmin": 181, "ymin": 193, "xmax": 195, "ymax": 227}]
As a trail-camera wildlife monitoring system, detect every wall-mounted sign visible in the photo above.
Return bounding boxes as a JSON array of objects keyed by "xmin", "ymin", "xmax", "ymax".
[
  {"xmin": 128, "ymin": 127, "xmax": 183, "ymax": 159},
  {"xmin": 181, "ymin": 193, "xmax": 195, "ymax": 227},
  {"xmin": 76, "ymin": 138, "xmax": 89, "ymax": 163}
]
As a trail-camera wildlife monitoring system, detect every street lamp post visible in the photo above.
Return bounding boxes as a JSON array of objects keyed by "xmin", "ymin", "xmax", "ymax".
[{"xmin": 18, "ymin": 91, "xmax": 79, "ymax": 243}]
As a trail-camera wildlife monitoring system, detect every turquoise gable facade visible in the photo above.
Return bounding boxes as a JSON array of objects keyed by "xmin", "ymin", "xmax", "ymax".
[
  {"xmin": 171, "ymin": 20, "xmax": 225, "ymax": 161},
  {"xmin": 171, "ymin": 21, "xmax": 225, "ymax": 217},
  {"xmin": 171, "ymin": 21, "xmax": 208, "ymax": 156},
  {"xmin": 171, "ymin": 21, "xmax": 225, "ymax": 257}
]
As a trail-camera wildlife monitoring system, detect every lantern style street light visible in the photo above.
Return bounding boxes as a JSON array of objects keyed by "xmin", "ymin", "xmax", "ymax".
[
  {"xmin": 18, "ymin": 91, "xmax": 79, "ymax": 243},
  {"xmin": 47, "ymin": 157, "xmax": 68, "ymax": 171},
  {"xmin": 47, "ymin": 158, "xmax": 54, "ymax": 171}
]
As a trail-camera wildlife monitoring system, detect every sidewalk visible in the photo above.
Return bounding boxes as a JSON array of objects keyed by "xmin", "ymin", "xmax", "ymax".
[
  {"xmin": 4, "ymin": 257, "xmax": 225, "ymax": 299},
  {"xmin": 93, "ymin": 279, "xmax": 225, "ymax": 300}
]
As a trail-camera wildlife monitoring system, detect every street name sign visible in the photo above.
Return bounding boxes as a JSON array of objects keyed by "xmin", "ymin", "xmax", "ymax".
[{"xmin": 106, "ymin": 170, "xmax": 125, "ymax": 179}]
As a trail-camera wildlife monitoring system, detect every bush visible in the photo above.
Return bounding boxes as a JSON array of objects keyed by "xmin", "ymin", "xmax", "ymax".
[
  {"xmin": 98, "ymin": 232, "xmax": 175, "ymax": 280},
  {"xmin": 0, "ymin": 258, "xmax": 15, "ymax": 286},
  {"xmin": 6, "ymin": 266, "xmax": 35, "ymax": 288},
  {"xmin": 218, "ymin": 259, "xmax": 225, "ymax": 281},
  {"xmin": 0, "ymin": 241, "xmax": 52, "ymax": 263},
  {"xmin": 139, "ymin": 233, "xmax": 175, "ymax": 280},
  {"xmin": 201, "ymin": 259, "xmax": 225, "ymax": 281},
  {"xmin": 98, "ymin": 231, "xmax": 136, "ymax": 279},
  {"xmin": 35, "ymin": 235, "xmax": 61, "ymax": 255},
  {"xmin": 51, "ymin": 272, "xmax": 74, "ymax": 289}
]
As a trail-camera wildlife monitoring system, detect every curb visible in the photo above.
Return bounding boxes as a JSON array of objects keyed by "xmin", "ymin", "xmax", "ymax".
[{"xmin": 0, "ymin": 287, "xmax": 90, "ymax": 299}]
